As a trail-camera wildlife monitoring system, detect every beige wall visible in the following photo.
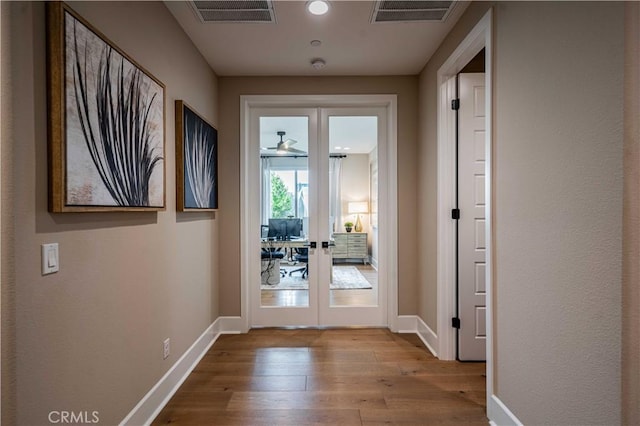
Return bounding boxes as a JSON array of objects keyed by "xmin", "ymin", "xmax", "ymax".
[
  {"xmin": 2, "ymin": 2, "xmax": 219, "ymax": 424},
  {"xmin": 419, "ymin": 1, "xmax": 624, "ymax": 423},
  {"xmin": 493, "ymin": 2, "xmax": 623, "ymax": 423},
  {"xmin": 218, "ymin": 76, "xmax": 419, "ymax": 316},
  {"xmin": 417, "ymin": 1, "xmax": 492, "ymax": 331},
  {"xmin": 1, "ymin": 2, "xmax": 17, "ymax": 424},
  {"xmin": 623, "ymin": 2, "xmax": 640, "ymax": 423},
  {"xmin": 340, "ymin": 154, "xmax": 371, "ymax": 232}
]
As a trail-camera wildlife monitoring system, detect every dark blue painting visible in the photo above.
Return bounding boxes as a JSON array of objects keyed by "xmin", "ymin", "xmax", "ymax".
[{"xmin": 176, "ymin": 101, "xmax": 218, "ymax": 211}]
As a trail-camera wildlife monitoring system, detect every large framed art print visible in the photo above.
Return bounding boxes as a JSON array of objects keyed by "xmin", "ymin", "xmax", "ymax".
[
  {"xmin": 47, "ymin": 2, "xmax": 166, "ymax": 212},
  {"xmin": 175, "ymin": 101, "xmax": 218, "ymax": 212}
]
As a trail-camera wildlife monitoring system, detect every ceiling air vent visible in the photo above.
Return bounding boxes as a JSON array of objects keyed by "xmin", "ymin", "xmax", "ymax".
[
  {"xmin": 190, "ymin": 0, "xmax": 276, "ymax": 24},
  {"xmin": 371, "ymin": 0, "xmax": 456, "ymax": 23}
]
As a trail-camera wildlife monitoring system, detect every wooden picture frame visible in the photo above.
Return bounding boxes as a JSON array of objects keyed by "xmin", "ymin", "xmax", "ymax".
[
  {"xmin": 47, "ymin": 2, "xmax": 166, "ymax": 212},
  {"xmin": 175, "ymin": 101, "xmax": 218, "ymax": 212}
]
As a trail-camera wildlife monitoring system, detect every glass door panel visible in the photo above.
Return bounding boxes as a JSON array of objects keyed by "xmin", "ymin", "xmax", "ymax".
[
  {"xmin": 326, "ymin": 116, "xmax": 379, "ymax": 307},
  {"xmin": 260, "ymin": 116, "xmax": 310, "ymax": 308}
]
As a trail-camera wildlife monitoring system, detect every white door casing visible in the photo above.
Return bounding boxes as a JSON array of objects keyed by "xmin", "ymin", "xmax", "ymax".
[
  {"xmin": 436, "ymin": 8, "xmax": 497, "ymax": 421},
  {"xmin": 457, "ymin": 73, "xmax": 487, "ymax": 361},
  {"xmin": 240, "ymin": 95, "xmax": 398, "ymax": 330}
]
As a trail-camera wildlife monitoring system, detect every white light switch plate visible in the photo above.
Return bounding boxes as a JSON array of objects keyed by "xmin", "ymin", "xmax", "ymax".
[{"xmin": 42, "ymin": 243, "xmax": 59, "ymax": 275}]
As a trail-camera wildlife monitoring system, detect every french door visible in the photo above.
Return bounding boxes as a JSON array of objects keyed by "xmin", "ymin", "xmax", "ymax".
[{"xmin": 248, "ymin": 105, "xmax": 388, "ymax": 327}]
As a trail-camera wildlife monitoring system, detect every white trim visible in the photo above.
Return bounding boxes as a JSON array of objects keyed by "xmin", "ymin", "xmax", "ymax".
[
  {"xmin": 240, "ymin": 95, "xmax": 398, "ymax": 330},
  {"xmin": 396, "ymin": 315, "xmax": 418, "ymax": 333},
  {"xmin": 385, "ymin": 96, "xmax": 399, "ymax": 332},
  {"xmin": 415, "ymin": 316, "xmax": 439, "ymax": 357},
  {"xmin": 119, "ymin": 317, "xmax": 242, "ymax": 425},
  {"xmin": 437, "ymin": 8, "xmax": 492, "ymax": 363},
  {"xmin": 436, "ymin": 73, "xmax": 458, "ymax": 361},
  {"xmin": 395, "ymin": 315, "xmax": 438, "ymax": 357},
  {"xmin": 436, "ymin": 6, "xmax": 499, "ymax": 421},
  {"xmin": 213, "ymin": 316, "xmax": 245, "ymax": 334},
  {"xmin": 488, "ymin": 395, "xmax": 524, "ymax": 426}
]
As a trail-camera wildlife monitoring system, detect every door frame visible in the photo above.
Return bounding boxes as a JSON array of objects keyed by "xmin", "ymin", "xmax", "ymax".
[
  {"xmin": 239, "ymin": 94, "xmax": 398, "ymax": 330},
  {"xmin": 436, "ymin": 4, "xmax": 493, "ymax": 393}
]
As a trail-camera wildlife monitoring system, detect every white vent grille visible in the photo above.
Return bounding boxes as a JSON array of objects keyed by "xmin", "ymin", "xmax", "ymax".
[
  {"xmin": 371, "ymin": 0, "xmax": 456, "ymax": 23},
  {"xmin": 190, "ymin": 0, "xmax": 275, "ymax": 23}
]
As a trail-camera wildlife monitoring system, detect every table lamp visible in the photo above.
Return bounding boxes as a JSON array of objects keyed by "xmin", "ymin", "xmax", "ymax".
[{"xmin": 348, "ymin": 201, "xmax": 368, "ymax": 233}]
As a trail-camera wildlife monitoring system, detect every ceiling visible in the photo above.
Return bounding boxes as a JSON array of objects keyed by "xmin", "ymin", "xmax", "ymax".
[
  {"xmin": 165, "ymin": 0, "xmax": 470, "ymax": 76},
  {"xmin": 259, "ymin": 115, "xmax": 378, "ymax": 154}
]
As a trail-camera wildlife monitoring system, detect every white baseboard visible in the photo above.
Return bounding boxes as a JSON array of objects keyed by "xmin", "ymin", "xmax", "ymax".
[
  {"xmin": 396, "ymin": 315, "xmax": 417, "ymax": 333},
  {"xmin": 120, "ymin": 316, "xmax": 242, "ymax": 426},
  {"xmin": 488, "ymin": 394, "xmax": 523, "ymax": 426},
  {"xmin": 395, "ymin": 315, "xmax": 438, "ymax": 357},
  {"xmin": 213, "ymin": 316, "xmax": 244, "ymax": 334},
  {"xmin": 415, "ymin": 316, "xmax": 438, "ymax": 357},
  {"xmin": 369, "ymin": 257, "xmax": 378, "ymax": 269}
]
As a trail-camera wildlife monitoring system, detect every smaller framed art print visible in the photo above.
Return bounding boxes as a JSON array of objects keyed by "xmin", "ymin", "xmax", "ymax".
[
  {"xmin": 175, "ymin": 101, "xmax": 218, "ymax": 212},
  {"xmin": 47, "ymin": 2, "xmax": 166, "ymax": 212}
]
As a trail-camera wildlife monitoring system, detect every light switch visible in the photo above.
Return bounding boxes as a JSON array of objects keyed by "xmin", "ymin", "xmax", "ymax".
[{"xmin": 42, "ymin": 243, "xmax": 59, "ymax": 275}]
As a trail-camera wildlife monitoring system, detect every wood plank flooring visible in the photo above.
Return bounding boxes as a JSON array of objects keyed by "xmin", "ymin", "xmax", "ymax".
[{"xmin": 152, "ymin": 328, "xmax": 487, "ymax": 425}]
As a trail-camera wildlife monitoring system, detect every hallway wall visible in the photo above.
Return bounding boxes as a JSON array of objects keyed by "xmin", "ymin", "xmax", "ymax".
[
  {"xmin": 416, "ymin": 0, "xmax": 493, "ymax": 335},
  {"xmin": 1, "ymin": 2, "xmax": 219, "ymax": 424},
  {"xmin": 419, "ymin": 1, "xmax": 624, "ymax": 424},
  {"xmin": 217, "ymin": 76, "xmax": 419, "ymax": 316},
  {"xmin": 493, "ymin": 3, "xmax": 623, "ymax": 423},
  {"xmin": 623, "ymin": 1, "xmax": 640, "ymax": 423}
]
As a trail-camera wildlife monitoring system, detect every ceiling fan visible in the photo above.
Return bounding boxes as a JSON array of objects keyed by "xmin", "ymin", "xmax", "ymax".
[{"xmin": 265, "ymin": 131, "xmax": 306, "ymax": 154}]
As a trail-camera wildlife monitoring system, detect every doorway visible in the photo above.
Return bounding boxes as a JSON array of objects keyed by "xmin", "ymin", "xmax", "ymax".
[
  {"xmin": 240, "ymin": 96, "xmax": 398, "ymax": 329},
  {"xmin": 435, "ymin": 6, "xmax": 493, "ymax": 415}
]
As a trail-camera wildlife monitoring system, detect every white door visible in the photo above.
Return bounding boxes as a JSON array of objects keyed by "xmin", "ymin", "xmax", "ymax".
[
  {"xmin": 457, "ymin": 73, "xmax": 487, "ymax": 361},
  {"xmin": 249, "ymin": 106, "xmax": 388, "ymax": 327},
  {"xmin": 250, "ymin": 108, "xmax": 319, "ymax": 327},
  {"xmin": 319, "ymin": 108, "xmax": 386, "ymax": 327}
]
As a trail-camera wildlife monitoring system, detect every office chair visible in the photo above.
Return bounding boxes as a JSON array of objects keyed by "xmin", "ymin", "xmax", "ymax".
[
  {"xmin": 262, "ymin": 225, "xmax": 286, "ymax": 278},
  {"xmin": 288, "ymin": 248, "xmax": 308, "ymax": 279}
]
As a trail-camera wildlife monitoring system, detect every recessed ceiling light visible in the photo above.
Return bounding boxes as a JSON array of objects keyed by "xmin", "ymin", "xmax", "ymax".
[
  {"xmin": 343, "ymin": 147, "xmax": 351, "ymax": 150},
  {"xmin": 335, "ymin": 146, "xmax": 342, "ymax": 150},
  {"xmin": 310, "ymin": 40, "xmax": 322, "ymax": 47},
  {"xmin": 307, "ymin": 0, "xmax": 329, "ymax": 16}
]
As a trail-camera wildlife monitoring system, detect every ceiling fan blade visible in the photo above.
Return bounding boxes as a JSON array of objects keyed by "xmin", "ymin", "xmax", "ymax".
[
  {"xmin": 284, "ymin": 147, "xmax": 306, "ymax": 154},
  {"xmin": 281, "ymin": 138, "xmax": 298, "ymax": 147}
]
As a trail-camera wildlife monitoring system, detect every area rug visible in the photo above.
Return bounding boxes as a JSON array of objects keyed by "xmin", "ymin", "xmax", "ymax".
[
  {"xmin": 331, "ymin": 266, "xmax": 373, "ymax": 290},
  {"xmin": 261, "ymin": 265, "xmax": 373, "ymax": 290}
]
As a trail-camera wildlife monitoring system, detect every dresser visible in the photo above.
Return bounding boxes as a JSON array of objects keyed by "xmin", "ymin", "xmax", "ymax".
[{"xmin": 332, "ymin": 232, "xmax": 368, "ymax": 264}]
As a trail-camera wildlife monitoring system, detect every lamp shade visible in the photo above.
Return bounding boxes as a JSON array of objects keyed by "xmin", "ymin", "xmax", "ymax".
[{"xmin": 348, "ymin": 201, "xmax": 368, "ymax": 214}]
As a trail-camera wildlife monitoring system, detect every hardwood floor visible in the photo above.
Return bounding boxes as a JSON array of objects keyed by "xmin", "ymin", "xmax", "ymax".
[{"xmin": 152, "ymin": 328, "xmax": 487, "ymax": 425}]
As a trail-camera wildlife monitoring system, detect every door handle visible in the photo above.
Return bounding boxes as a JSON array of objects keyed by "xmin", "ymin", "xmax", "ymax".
[
  {"xmin": 304, "ymin": 241, "xmax": 317, "ymax": 249},
  {"xmin": 321, "ymin": 241, "xmax": 336, "ymax": 249}
]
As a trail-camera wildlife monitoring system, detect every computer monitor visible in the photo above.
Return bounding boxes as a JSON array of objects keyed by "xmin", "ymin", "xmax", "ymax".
[{"xmin": 268, "ymin": 218, "xmax": 303, "ymax": 240}]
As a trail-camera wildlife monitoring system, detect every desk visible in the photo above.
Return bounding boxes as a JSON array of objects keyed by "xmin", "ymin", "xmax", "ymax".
[
  {"xmin": 261, "ymin": 238, "xmax": 308, "ymax": 249},
  {"xmin": 261, "ymin": 238, "xmax": 308, "ymax": 261}
]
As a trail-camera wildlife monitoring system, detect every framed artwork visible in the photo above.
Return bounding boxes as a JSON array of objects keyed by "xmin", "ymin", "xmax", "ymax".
[
  {"xmin": 47, "ymin": 2, "xmax": 166, "ymax": 212},
  {"xmin": 175, "ymin": 101, "xmax": 218, "ymax": 211}
]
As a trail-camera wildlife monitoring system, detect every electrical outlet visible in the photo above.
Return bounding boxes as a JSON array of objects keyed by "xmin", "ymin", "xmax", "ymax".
[{"xmin": 163, "ymin": 338, "xmax": 170, "ymax": 360}]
